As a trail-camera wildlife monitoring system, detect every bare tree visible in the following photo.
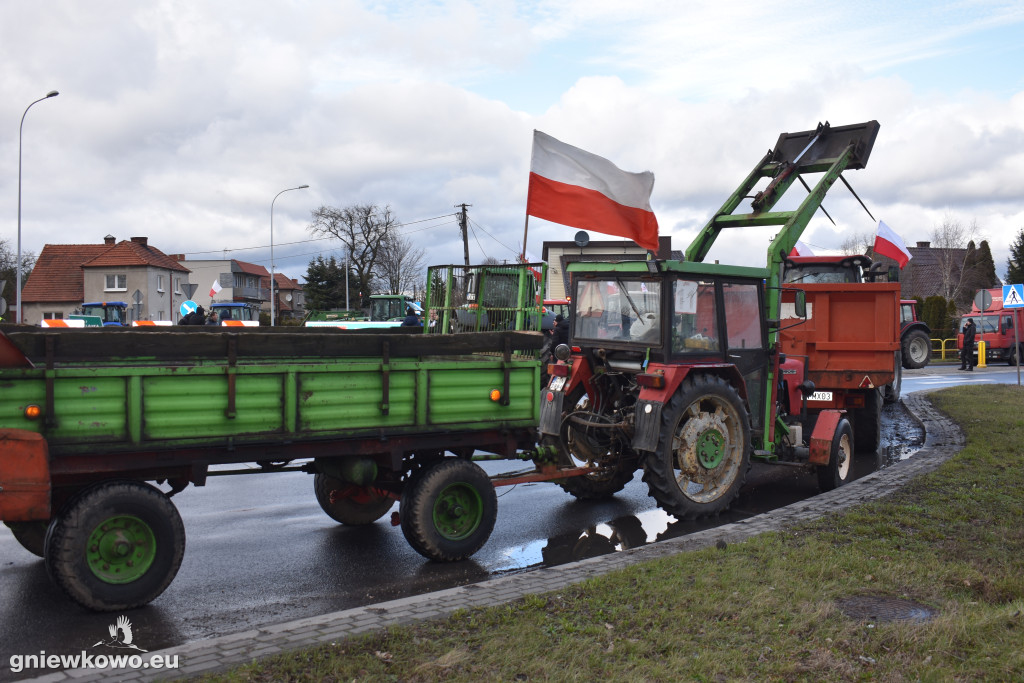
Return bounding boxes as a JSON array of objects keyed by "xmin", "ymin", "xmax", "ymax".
[
  {"xmin": 930, "ymin": 216, "xmax": 980, "ymax": 305},
  {"xmin": 307, "ymin": 204, "xmax": 398, "ymax": 305},
  {"xmin": 838, "ymin": 230, "xmax": 874, "ymax": 256},
  {"xmin": 377, "ymin": 230, "xmax": 425, "ymax": 296},
  {"xmin": 0, "ymin": 237, "xmax": 36, "ymax": 299}
]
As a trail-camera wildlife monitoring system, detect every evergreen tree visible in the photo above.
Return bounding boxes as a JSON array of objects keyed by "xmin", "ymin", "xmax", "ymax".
[
  {"xmin": 975, "ymin": 240, "xmax": 1000, "ymax": 288},
  {"xmin": 303, "ymin": 256, "xmax": 355, "ymax": 311},
  {"xmin": 1007, "ymin": 228, "xmax": 1024, "ymax": 284}
]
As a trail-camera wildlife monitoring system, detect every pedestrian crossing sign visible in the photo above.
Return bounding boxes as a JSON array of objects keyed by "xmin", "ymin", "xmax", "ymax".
[{"xmin": 1003, "ymin": 284, "xmax": 1024, "ymax": 308}]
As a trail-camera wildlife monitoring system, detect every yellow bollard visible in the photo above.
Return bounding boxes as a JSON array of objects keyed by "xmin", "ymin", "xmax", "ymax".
[{"xmin": 977, "ymin": 340, "xmax": 987, "ymax": 368}]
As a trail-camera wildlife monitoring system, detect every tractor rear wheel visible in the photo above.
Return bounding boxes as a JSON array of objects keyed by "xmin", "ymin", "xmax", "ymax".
[
  {"xmin": 642, "ymin": 375, "xmax": 750, "ymax": 519},
  {"xmin": 902, "ymin": 330, "xmax": 931, "ymax": 369},
  {"xmin": 541, "ymin": 387, "xmax": 636, "ymax": 500}
]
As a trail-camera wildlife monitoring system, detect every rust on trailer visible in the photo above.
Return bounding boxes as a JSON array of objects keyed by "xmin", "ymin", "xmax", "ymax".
[{"xmin": 0, "ymin": 429, "xmax": 51, "ymax": 520}]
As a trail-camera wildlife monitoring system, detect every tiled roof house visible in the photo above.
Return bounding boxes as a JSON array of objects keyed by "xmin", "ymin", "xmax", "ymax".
[
  {"xmin": 263, "ymin": 272, "xmax": 307, "ymax": 320},
  {"xmin": 21, "ymin": 235, "xmax": 191, "ymax": 324},
  {"xmin": 870, "ymin": 241, "xmax": 970, "ymax": 305}
]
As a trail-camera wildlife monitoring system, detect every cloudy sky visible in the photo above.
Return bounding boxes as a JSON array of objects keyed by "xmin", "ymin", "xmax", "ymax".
[{"xmin": 2, "ymin": 0, "xmax": 1024, "ymax": 288}]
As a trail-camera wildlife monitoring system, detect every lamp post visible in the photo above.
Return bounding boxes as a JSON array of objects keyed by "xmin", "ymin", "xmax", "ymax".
[
  {"xmin": 17, "ymin": 90, "xmax": 59, "ymax": 323},
  {"xmin": 270, "ymin": 184, "xmax": 308, "ymax": 326}
]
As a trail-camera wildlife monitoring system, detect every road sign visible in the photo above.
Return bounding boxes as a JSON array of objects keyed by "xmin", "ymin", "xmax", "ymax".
[
  {"xmin": 183, "ymin": 283, "xmax": 198, "ymax": 299},
  {"xmin": 1002, "ymin": 284, "xmax": 1024, "ymax": 308},
  {"xmin": 974, "ymin": 289, "xmax": 992, "ymax": 312},
  {"xmin": 180, "ymin": 300, "xmax": 198, "ymax": 317}
]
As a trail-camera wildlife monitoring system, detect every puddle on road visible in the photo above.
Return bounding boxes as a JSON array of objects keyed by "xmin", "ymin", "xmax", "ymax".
[{"xmin": 495, "ymin": 400, "xmax": 926, "ymax": 574}]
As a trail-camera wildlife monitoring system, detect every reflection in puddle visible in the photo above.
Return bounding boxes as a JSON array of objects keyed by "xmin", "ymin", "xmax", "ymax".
[{"xmin": 496, "ymin": 400, "xmax": 926, "ymax": 573}]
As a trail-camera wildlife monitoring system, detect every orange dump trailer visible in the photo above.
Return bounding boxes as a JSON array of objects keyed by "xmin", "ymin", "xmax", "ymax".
[{"xmin": 780, "ymin": 282, "xmax": 901, "ymax": 452}]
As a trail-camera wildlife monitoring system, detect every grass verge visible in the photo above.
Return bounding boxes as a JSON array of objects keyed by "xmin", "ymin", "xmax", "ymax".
[{"xmin": 204, "ymin": 385, "xmax": 1024, "ymax": 682}]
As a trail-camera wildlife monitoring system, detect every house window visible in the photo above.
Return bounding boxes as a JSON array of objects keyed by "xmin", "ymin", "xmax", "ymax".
[
  {"xmin": 174, "ymin": 277, "xmax": 182, "ymax": 294},
  {"xmin": 105, "ymin": 274, "xmax": 127, "ymax": 291},
  {"xmin": 157, "ymin": 275, "xmax": 165, "ymax": 292},
  {"xmin": 234, "ymin": 274, "xmax": 245, "ymax": 289},
  {"xmin": 155, "ymin": 311, "xmax": 164, "ymax": 321},
  {"xmin": 42, "ymin": 311, "xmax": 64, "ymax": 319}
]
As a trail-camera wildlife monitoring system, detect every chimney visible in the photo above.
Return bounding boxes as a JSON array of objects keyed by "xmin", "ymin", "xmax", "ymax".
[
  {"xmin": 104, "ymin": 235, "xmax": 116, "ymax": 246},
  {"xmin": 169, "ymin": 254, "xmax": 186, "ymax": 261},
  {"xmin": 916, "ymin": 241, "xmax": 930, "ymax": 248},
  {"xmin": 130, "ymin": 236, "xmax": 148, "ymax": 246}
]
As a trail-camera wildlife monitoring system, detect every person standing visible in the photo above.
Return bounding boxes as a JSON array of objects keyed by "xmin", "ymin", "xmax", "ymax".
[
  {"xmin": 960, "ymin": 318, "xmax": 977, "ymax": 371},
  {"xmin": 400, "ymin": 307, "xmax": 422, "ymax": 327}
]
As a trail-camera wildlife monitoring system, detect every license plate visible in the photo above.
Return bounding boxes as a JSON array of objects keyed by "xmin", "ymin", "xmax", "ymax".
[
  {"xmin": 549, "ymin": 376, "xmax": 566, "ymax": 392},
  {"xmin": 808, "ymin": 391, "xmax": 833, "ymax": 402}
]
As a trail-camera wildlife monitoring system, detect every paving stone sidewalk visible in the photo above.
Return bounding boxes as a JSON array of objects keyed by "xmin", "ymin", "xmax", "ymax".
[{"xmin": 26, "ymin": 392, "xmax": 962, "ymax": 682}]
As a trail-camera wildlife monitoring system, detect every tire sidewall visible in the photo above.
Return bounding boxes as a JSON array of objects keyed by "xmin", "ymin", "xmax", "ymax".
[
  {"xmin": 818, "ymin": 418, "xmax": 854, "ymax": 491},
  {"xmin": 643, "ymin": 374, "xmax": 751, "ymax": 519},
  {"xmin": 46, "ymin": 480, "xmax": 185, "ymax": 611},
  {"xmin": 400, "ymin": 459, "xmax": 497, "ymax": 561}
]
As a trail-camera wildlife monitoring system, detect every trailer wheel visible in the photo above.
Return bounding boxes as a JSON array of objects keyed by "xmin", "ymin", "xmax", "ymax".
[
  {"xmin": 314, "ymin": 473, "xmax": 394, "ymax": 525},
  {"xmin": 901, "ymin": 330, "xmax": 931, "ymax": 369},
  {"xmin": 44, "ymin": 480, "xmax": 185, "ymax": 611},
  {"xmin": 642, "ymin": 375, "xmax": 750, "ymax": 519},
  {"xmin": 817, "ymin": 418, "xmax": 854, "ymax": 491},
  {"xmin": 400, "ymin": 459, "xmax": 497, "ymax": 562},
  {"xmin": 4, "ymin": 521, "xmax": 48, "ymax": 558},
  {"xmin": 884, "ymin": 352, "xmax": 902, "ymax": 405},
  {"xmin": 853, "ymin": 389, "xmax": 882, "ymax": 453},
  {"xmin": 541, "ymin": 388, "xmax": 636, "ymax": 500}
]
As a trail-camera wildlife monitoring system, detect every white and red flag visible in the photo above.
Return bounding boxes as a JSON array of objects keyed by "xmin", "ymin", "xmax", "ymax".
[
  {"xmin": 527, "ymin": 131, "xmax": 659, "ymax": 252},
  {"xmin": 873, "ymin": 220, "xmax": 913, "ymax": 268},
  {"xmin": 789, "ymin": 240, "xmax": 814, "ymax": 257},
  {"xmin": 209, "ymin": 278, "xmax": 223, "ymax": 298}
]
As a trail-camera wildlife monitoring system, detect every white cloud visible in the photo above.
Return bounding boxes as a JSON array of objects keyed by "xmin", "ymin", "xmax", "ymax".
[{"xmin": 1, "ymin": 0, "xmax": 1023, "ymax": 284}]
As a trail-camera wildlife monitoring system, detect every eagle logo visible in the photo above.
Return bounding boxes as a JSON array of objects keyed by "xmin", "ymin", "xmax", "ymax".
[{"xmin": 92, "ymin": 615, "xmax": 148, "ymax": 652}]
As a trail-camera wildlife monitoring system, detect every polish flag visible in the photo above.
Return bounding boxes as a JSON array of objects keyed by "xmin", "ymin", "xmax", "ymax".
[
  {"xmin": 873, "ymin": 220, "xmax": 913, "ymax": 268},
  {"xmin": 210, "ymin": 278, "xmax": 223, "ymax": 298},
  {"xmin": 527, "ymin": 131, "xmax": 659, "ymax": 252},
  {"xmin": 789, "ymin": 240, "xmax": 814, "ymax": 257}
]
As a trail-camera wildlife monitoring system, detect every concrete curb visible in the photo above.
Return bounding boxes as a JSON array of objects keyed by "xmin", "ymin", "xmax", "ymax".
[{"xmin": 27, "ymin": 392, "xmax": 963, "ymax": 682}]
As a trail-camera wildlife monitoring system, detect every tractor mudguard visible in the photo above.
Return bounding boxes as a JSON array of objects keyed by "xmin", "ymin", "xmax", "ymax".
[
  {"xmin": 0, "ymin": 429, "xmax": 51, "ymax": 521},
  {"xmin": 631, "ymin": 399, "xmax": 663, "ymax": 452},
  {"xmin": 539, "ymin": 387, "xmax": 565, "ymax": 436}
]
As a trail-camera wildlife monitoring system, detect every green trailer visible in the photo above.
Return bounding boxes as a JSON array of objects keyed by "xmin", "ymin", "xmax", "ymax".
[{"xmin": 0, "ymin": 323, "xmax": 569, "ymax": 611}]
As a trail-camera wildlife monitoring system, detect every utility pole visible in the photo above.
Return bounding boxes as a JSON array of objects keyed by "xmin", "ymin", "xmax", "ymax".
[{"xmin": 455, "ymin": 203, "xmax": 471, "ymax": 266}]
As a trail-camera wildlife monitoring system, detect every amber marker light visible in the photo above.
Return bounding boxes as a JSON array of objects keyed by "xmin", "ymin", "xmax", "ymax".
[
  {"xmin": 24, "ymin": 404, "xmax": 42, "ymax": 420},
  {"xmin": 489, "ymin": 389, "xmax": 502, "ymax": 402}
]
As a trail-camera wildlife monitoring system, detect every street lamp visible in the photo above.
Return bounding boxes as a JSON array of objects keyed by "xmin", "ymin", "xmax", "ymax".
[
  {"xmin": 17, "ymin": 90, "xmax": 59, "ymax": 323},
  {"xmin": 270, "ymin": 184, "xmax": 309, "ymax": 326}
]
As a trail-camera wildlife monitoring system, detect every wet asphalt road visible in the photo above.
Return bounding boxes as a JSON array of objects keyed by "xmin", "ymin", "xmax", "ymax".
[{"xmin": 0, "ymin": 362, "xmax": 1011, "ymax": 678}]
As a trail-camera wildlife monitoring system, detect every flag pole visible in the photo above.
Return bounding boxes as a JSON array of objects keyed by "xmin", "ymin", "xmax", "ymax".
[{"xmin": 521, "ymin": 215, "xmax": 529, "ymax": 261}]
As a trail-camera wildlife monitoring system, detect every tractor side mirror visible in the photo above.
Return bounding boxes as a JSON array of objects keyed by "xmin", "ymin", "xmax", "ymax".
[
  {"xmin": 887, "ymin": 266, "xmax": 900, "ymax": 282},
  {"xmin": 793, "ymin": 290, "xmax": 807, "ymax": 318}
]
